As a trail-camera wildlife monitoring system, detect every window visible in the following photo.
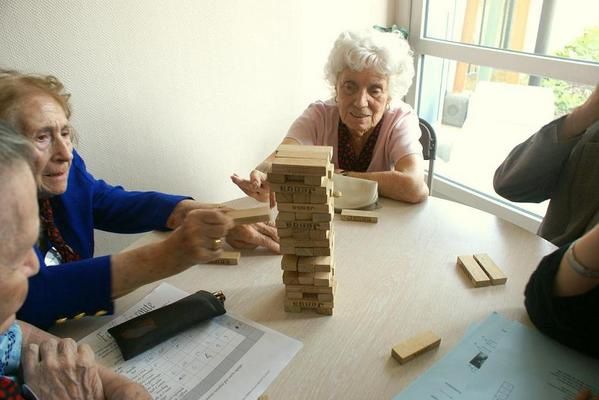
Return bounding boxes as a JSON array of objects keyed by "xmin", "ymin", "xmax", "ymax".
[{"xmin": 406, "ymin": 0, "xmax": 599, "ymax": 226}]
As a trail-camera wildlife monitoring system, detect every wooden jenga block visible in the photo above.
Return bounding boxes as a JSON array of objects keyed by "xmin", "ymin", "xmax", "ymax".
[
  {"xmin": 271, "ymin": 157, "xmax": 330, "ymax": 177},
  {"xmin": 295, "ymin": 247, "xmax": 314, "ymax": 256},
  {"xmin": 340, "ymin": 209, "xmax": 378, "ymax": 223},
  {"xmin": 282, "ymin": 271, "xmax": 299, "ymax": 285},
  {"xmin": 292, "ymin": 192, "xmax": 310, "ymax": 203},
  {"xmin": 312, "ymin": 212, "xmax": 333, "ymax": 222},
  {"xmin": 391, "ymin": 331, "xmax": 441, "ymax": 364},
  {"xmin": 266, "ymin": 173, "xmax": 287, "ymax": 183},
  {"xmin": 291, "ymin": 230, "xmax": 311, "ymax": 240},
  {"xmin": 457, "ymin": 255, "xmax": 491, "ymax": 287},
  {"xmin": 285, "ymin": 175, "xmax": 305, "ymax": 182},
  {"xmin": 276, "ymin": 212, "xmax": 296, "ymax": 222},
  {"xmin": 206, "ymin": 251, "xmax": 240, "ymax": 265},
  {"xmin": 313, "ymin": 247, "xmax": 332, "ymax": 256},
  {"xmin": 281, "ymin": 255, "xmax": 298, "ymax": 271},
  {"xmin": 275, "ymin": 144, "xmax": 333, "ymax": 161},
  {"xmin": 473, "ymin": 253, "xmax": 507, "ymax": 285},
  {"xmin": 285, "ymin": 298, "xmax": 320, "ymax": 309},
  {"xmin": 286, "ymin": 282, "xmax": 335, "ymax": 294},
  {"xmin": 316, "ymin": 307, "xmax": 333, "ymax": 315},
  {"xmin": 309, "ymin": 230, "xmax": 329, "ymax": 240},
  {"xmin": 297, "ymin": 256, "xmax": 332, "ymax": 273},
  {"xmin": 280, "ymin": 244, "xmax": 297, "ymax": 255},
  {"xmin": 304, "ymin": 175, "xmax": 327, "ymax": 186},
  {"xmin": 275, "ymin": 192, "xmax": 294, "ymax": 203},
  {"xmin": 270, "ymin": 181, "xmax": 332, "ymax": 195},
  {"xmin": 277, "ymin": 220, "xmax": 331, "ymax": 230},
  {"xmin": 285, "ymin": 291, "xmax": 304, "ymax": 300},
  {"xmin": 309, "ymin": 193, "xmax": 329, "ymax": 204},
  {"xmin": 295, "ymin": 212, "xmax": 312, "ymax": 221},
  {"xmin": 277, "ymin": 201, "xmax": 333, "ymax": 214},
  {"xmin": 280, "ymin": 236, "xmax": 332, "ymax": 249},
  {"xmin": 297, "ymin": 272, "xmax": 314, "ymax": 285},
  {"xmin": 226, "ymin": 207, "xmax": 271, "ymax": 225},
  {"xmin": 314, "ymin": 271, "xmax": 333, "ymax": 287},
  {"xmin": 318, "ymin": 292, "xmax": 334, "ymax": 302},
  {"xmin": 277, "ymin": 228, "xmax": 294, "ymax": 238}
]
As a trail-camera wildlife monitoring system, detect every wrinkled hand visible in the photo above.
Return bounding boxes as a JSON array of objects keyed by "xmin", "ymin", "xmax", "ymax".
[
  {"xmin": 231, "ymin": 170, "xmax": 275, "ymax": 207},
  {"xmin": 22, "ymin": 339, "xmax": 104, "ymax": 400},
  {"xmin": 226, "ymin": 222, "xmax": 280, "ymax": 253},
  {"xmin": 576, "ymin": 389, "xmax": 599, "ymax": 400},
  {"xmin": 165, "ymin": 209, "xmax": 235, "ymax": 268},
  {"xmin": 167, "ymin": 199, "xmax": 227, "ymax": 229}
]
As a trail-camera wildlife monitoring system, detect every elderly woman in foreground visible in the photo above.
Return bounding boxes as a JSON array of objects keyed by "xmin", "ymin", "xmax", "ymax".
[
  {"xmin": 232, "ymin": 28, "xmax": 428, "ymax": 204},
  {"xmin": 0, "ymin": 123, "xmax": 149, "ymax": 399},
  {"xmin": 0, "ymin": 69, "xmax": 278, "ymax": 330}
]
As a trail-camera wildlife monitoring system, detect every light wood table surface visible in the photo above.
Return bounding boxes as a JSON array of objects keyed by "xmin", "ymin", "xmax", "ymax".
[{"xmin": 53, "ymin": 196, "xmax": 557, "ymax": 400}]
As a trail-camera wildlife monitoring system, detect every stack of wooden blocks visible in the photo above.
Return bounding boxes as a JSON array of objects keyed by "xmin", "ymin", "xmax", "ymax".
[{"xmin": 268, "ymin": 144, "xmax": 336, "ymax": 316}]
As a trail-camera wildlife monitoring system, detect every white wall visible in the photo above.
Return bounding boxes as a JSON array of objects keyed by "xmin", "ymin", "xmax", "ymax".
[{"xmin": 0, "ymin": 0, "xmax": 394, "ymax": 254}]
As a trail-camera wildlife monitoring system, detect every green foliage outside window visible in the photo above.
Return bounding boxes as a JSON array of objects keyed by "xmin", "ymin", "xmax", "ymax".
[{"xmin": 542, "ymin": 27, "xmax": 599, "ymax": 116}]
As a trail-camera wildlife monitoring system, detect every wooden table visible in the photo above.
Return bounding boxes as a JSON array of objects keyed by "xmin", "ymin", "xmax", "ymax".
[{"xmin": 53, "ymin": 196, "xmax": 556, "ymax": 399}]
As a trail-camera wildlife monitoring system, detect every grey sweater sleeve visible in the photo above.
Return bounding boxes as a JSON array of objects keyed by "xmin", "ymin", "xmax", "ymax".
[{"xmin": 493, "ymin": 116, "xmax": 580, "ymax": 203}]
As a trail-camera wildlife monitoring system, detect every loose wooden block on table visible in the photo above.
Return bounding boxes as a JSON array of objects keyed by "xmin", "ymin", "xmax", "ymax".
[
  {"xmin": 473, "ymin": 253, "xmax": 507, "ymax": 285},
  {"xmin": 206, "ymin": 251, "xmax": 240, "ymax": 265},
  {"xmin": 391, "ymin": 331, "xmax": 441, "ymax": 364},
  {"xmin": 456, "ymin": 255, "xmax": 491, "ymax": 287},
  {"xmin": 226, "ymin": 206, "xmax": 271, "ymax": 225},
  {"xmin": 340, "ymin": 209, "xmax": 378, "ymax": 223}
]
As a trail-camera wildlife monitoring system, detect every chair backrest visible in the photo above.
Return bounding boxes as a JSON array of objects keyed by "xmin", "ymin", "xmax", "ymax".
[{"xmin": 418, "ymin": 118, "xmax": 437, "ymax": 194}]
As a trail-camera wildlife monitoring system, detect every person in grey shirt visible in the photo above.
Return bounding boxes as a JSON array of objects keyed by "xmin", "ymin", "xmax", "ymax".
[{"xmin": 494, "ymin": 84, "xmax": 599, "ymax": 246}]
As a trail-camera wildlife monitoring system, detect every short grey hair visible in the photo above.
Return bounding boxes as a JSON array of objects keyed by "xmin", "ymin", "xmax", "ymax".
[
  {"xmin": 0, "ymin": 120, "xmax": 36, "ymax": 253},
  {"xmin": 0, "ymin": 121, "xmax": 35, "ymax": 172},
  {"xmin": 325, "ymin": 28, "xmax": 415, "ymax": 102}
]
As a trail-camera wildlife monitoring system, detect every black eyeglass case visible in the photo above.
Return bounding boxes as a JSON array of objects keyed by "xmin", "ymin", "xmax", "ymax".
[{"xmin": 108, "ymin": 290, "xmax": 226, "ymax": 361}]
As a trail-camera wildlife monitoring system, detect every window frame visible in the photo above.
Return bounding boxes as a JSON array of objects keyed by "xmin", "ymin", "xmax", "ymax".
[{"xmin": 401, "ymin": 0, "xmax": 599, "ymax": 234}]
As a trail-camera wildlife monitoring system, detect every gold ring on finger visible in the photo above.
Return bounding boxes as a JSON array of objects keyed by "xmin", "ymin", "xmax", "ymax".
[{"xmin": 211, "ymin": 238, "xmax": 222, "ymax": 250}]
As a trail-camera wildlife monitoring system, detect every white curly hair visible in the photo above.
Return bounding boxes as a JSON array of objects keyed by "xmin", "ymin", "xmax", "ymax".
[{"xmin": 324, "ymin": 28, "xmax": 415, "ymax": 102}]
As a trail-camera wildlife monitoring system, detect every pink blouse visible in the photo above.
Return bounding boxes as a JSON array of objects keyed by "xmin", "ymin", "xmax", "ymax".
[{"xmin": 285, "ymin": 99, "xmax": 422, "ymax": 171}]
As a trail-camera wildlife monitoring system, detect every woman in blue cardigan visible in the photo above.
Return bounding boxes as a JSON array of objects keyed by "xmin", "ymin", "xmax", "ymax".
[{"xmin": 0, "ymin": 69, "xmax": 278, "ymax": 329}]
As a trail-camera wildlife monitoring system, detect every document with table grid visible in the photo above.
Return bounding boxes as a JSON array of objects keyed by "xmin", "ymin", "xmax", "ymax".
[
  {"xmin": 80, "ymin": 283, "xmax": 302, "ymax": 400},
  {"xmin": 394, "ymin": 312, "xmax": 599, "ymax": 400}
]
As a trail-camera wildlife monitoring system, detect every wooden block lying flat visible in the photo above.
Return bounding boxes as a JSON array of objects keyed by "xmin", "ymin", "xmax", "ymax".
[
  {"xmin": 286, "ymin": 282, "xmax": 335, "ymax": 294},
  {"xmin": 226, "ymin": 207, "xmax": 271, "ymax": 225},
  {"xmin": 473, "ymin": 253, "xmax": 507, "ymax": 285},
  {"xmin": 391, "ymin": 331, "xmax": 441, "ymax": 365},
  {"xmin": 206, "ymin": 251, "xmax": 240, "ymax": 265},
  {"xmin": 277, "ymin": 201, "xmax": 333, "ymax": 214},
  {"xmin": 457, "ymin": 255, "xmax": 491, "ymax": 287},
  {"xmin": 275, "ymin": 144, "xmax": 333, "ymax": 161},
  {"xmin": 276, "ymin": 220, "xmax": 331, "ymax": 230},
  {"xmin": 271, "ymin": 157, "xmax": 330, "ymax": 177},
  {"xmin": 270, "ymin": 181, "xmax": 331, "ymax": 195},
  {"xmin": 292, "ymin": 192, "xmax": 310, "ymax": 203},
  {"xmin": 275, "ymin": 192, "xmax": 294, "ymax": 203},
  {"xmin": 297, "ymin": 256, "xmax": 333, "ymax": 273},
  {"xmin": 340, "ymin": 209, "xmax": 378, "ymax": 223}
]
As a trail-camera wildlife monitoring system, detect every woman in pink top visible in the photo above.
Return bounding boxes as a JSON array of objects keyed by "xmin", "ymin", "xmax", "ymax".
[{"xmin": 232, "ymin": 28, "xmax": 428, "ymax": 204}]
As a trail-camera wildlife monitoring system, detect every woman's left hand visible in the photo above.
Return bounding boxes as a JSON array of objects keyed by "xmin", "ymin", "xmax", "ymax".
[
  {"xmin": 231, "ymin": 171, "xmax": 275, "ymax": 207},
  {"xmin": 226, "ymin": 222, "xmax": 280, "ymax": 253}
]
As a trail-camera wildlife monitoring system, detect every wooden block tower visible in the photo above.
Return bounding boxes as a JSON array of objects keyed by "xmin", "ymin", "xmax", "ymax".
[{"xmin": 268, "ymin": 144, "xmax": 336, "ymax": 315}]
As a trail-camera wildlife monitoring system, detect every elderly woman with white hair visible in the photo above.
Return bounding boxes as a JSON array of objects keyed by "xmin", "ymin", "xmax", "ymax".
[{"xmin": 232, "ymin": 28, "xmax": 428, "ymax": 203}]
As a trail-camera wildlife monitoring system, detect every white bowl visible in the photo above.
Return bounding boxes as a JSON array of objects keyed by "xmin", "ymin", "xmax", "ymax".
[{"xmin": 332, "ymin": 174, "xmax": 378, "ymax": 210}]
